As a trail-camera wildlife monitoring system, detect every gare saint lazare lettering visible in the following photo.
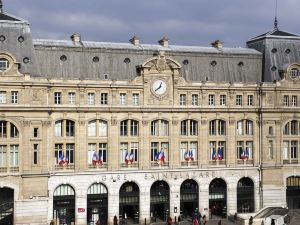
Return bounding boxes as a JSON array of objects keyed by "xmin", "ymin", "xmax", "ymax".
[{"xmin": 96, "ymin": 171, "xmax": 216, "ymax": 182}]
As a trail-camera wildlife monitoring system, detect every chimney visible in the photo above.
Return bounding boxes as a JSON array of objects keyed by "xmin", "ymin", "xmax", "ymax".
[
  {"xmin": 158, "ymin": 37, "xmax": 169, "ymax": 48},
  {"xmin": 0, "ymin": 0, "xmax": 3, "ymax": 14},
  {"xmin": 211, "ymin": 40, "xmax": 223, "ymax": 49},
  {"xmin": 70, "ymin": 33, "xmax": 81, "ymax": 42},
  {"xmin": 129, "ymin": 36, "xmax": 140, "ymax": 45}
]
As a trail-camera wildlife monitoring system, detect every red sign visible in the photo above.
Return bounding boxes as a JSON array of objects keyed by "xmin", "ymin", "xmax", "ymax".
[{"xmin": 78, "ymin": 208, "xmax": 85, "ymax": 213}]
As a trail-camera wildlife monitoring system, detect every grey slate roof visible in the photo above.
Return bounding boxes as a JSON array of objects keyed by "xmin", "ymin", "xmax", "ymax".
[
  {"xmin": 33, "ymin": 39, "xmax": 262, "ymax": 82},
  {"xmin": 247, "ymin": 28, "xmax": 300, "ymax": 82},
  {"xmin": 0, "ymin": 11, "xmax": 264, "ymax": 83}
]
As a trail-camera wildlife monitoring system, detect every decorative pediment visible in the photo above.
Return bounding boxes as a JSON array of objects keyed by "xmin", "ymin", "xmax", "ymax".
[{"xmin": 139, "ymin": 51, "xmax": 181, "ymax": 74}]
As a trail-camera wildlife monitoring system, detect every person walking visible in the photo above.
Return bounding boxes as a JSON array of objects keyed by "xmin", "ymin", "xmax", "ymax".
[
  {"xmin": 167, "ymin": 216, "xmax": 172, "ymax": 225},
  {"xmin": 114, "ymin": 215, "xmax": 118, "ymax": 225},
  {"xmin": 202, "ymin": 215, "xmax": 207, "ymax": 225},
  {"xmin": 218, "ymin": 219, "xmax": 222, "ymax": 225}
]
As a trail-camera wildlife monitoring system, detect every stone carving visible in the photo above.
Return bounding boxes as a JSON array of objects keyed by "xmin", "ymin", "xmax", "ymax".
[
  {"xmin": 79, "ymin": 120, "xmax": 85, "ymax": 126},
  {"xmin": 142, "ymin": 120, "xmax": 148, "ymax": 126},
  {"xmin": 111, "ymin": 119, "xmax": 118, "ymax": 126},
  {"xmin": 22, "ymin": 120, "xmax": 31, "ymax": 127},
  {"xmin": 155, "ymin": 52, "xmax": 167, "ymax": 73},
  {"xmin": 42, "ymin": 120, "xmax": 52, "ymax": 127}
]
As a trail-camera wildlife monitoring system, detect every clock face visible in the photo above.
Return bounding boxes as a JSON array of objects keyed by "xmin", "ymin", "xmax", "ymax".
[{"xmin": 152, "ymin": 79, "xmax": 167, "ymax": 96}]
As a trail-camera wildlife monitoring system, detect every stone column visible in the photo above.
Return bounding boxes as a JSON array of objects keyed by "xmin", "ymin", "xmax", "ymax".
[
  {"xmin": 171, "ymin": 117, "xmax": 180, "ymax": 168},
  {"xmin": 76, "ymin": 195, "xmax": 87, "ymax": 225},
  {"xmin": 108, "ymin": 191, "xmax": 119, "ymax": 225},
  {"xmin": 227, "ymin": 117, "xmax": 236, "ymax": 166},
  {"xmin": 199, "ymin": 183, "xmax": 209, "ymax": 218},
  {"xmin": 109, "ymin": 116, "xmax": 119, "ymax": 171},
  {"xmin": 77, "ymin": 119, "xmax": 87, "ymax": 171},
  {"xmin": 170, "ymin": 185, "xmax": 180, "ymax": 220},
  {"xmin": 140, "ymin": 186, "xmax": 151, "ymax": 224},
  {"xmin": 227, "ymin": 183, "xmax": 237, "ymax": 215},
  {"xmin": 141, "ymin": 118, "xmax": 150, "ymax": 170}
]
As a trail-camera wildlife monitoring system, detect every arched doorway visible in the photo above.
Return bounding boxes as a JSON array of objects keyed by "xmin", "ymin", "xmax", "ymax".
[
  {"xmin": 150, "ymin": 181, "xmax": 170, "ymax": 222},
  {"xmin": 119, "ymin": 182, "xmax": 140, "ymax": 224},
  {"xmin": 237, "ymin": 177, "xmax": 254, "ymax": 213},
  {"xmin": 53, "ymin": 184, "xmax": 75, "ymax": 225},
  {"xmin": 209, "ymin": 178, "xmax": 227, "ymax": 217},
  {"xmin": 87, "ymin": 183, "xmax": 108, "ymax": 225},
  {"xmin": 0, "ymin": 187, "xmax": 14, "ymax": 225},
  {"xmin": 180, "ymin": 179, "xmax": 199, "ymax": 219},
  {"xmin": 287, "ymin": 176, "xmax": 300, "ymax": 209}
]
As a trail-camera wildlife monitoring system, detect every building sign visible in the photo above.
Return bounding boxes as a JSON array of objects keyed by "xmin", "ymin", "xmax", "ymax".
[{"xmin": 78, "ymin": 208, "xmax": 85, "ymax": 213}]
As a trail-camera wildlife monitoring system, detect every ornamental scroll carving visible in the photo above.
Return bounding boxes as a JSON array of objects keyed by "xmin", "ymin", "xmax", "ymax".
[
  {"xmin": 22, "ymin": 120, "xmax": 31, "ymax": 127},
  {"xmin": 111, "ymin": 119, "xmax": 118, "ymax": 126},
  {"xmin": 79, "ymin": 120, "xmax": 86, "ymax": 126},
  {"xmin": 42, "ymin": 120, "xmax": 52, "ymax": 127},
  {"xmin": 142, "ymin": 120, "xmax": 149, "ymax": 126}
]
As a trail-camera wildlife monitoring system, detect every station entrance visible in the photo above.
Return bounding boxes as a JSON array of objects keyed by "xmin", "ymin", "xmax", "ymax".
[
  {"xmin": 0, "ymin": 187, "xmax": 14, "ymax": 225},
  {"xmin": 180, "ymin": 179, "xmax": 199, "ymax": 220},
  {"xmin": 150, "ymin": 181, "xmax": 170, "ymax": 222},
  {"xmin": 287, "ymin": 176, "xmax": 300, "ymax": 209},
  {"xmin": 209, "ymin": 178, "xmax": 227, "ymax": 217}
]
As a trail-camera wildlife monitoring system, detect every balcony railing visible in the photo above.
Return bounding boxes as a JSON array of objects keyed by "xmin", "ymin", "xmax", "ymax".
[
  {"xmin": 181, "ymin": 161, "xmax": 198, "ymax": 167},
  {"xmin": 151, "ymin": 161, "xmax": 169, "ymax": 168},
  {"xmin": 120, "ymin": 162, "xmax": 139, "ymax": 168},
  {"xmin": 0, "ymin": 167, "xmax": 19, "ymax": 173},
  {"xmin": 88, "ymin": 163, "xmax": 108, "ymax": 169},
  {"xmin": 54, "ymin": 164, "xmax": 75, "ymax": 171}
]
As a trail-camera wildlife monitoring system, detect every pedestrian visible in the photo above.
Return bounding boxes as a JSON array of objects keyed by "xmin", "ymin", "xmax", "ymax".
[
  {"xmin": 249, "ymin": 216, "xmax": 253, "ymax": 225},
  {"xmin": 218, "ymin": 219, "xmax": 222, "ymax": 225},
  {"xmin": 167, "ymin": 216, "xmax": 172, "ymax": 225},
  {"xmin": 114, "ymin": 215, "xmax": 118, "ymax": 225},
  {"xmin": 202, "ymin": 215, "xmax": 207, "ymax": 225},
  {"xmin": 96, "ymin": 219, "xmax": 101, "ymax": 225},
  {"xmin": 124, "ymin": 213, "xmax": 127, "ymax": 225},
  {"xmin": 192, "ymin": 218, "xmax": 198, "ymax": 225}
]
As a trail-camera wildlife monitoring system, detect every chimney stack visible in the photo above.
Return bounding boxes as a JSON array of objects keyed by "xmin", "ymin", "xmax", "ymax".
[
  {"xmin": 211, "ymin": 40, "xmax": 223, "ymax": 49},
  {"xmin": 158, "ymin": 37, "xmax": 169, "ymax": 48},
  {"xmin": 0, "ymin": 0, "xmax": 3, "ymax": 14},
  {"xmin": 129, "ymin": 36, "xmax": 140, "ymax": 45},
  {"xmin": 70, "ymin": 33, "xmax": 81, "ymax": 43}
]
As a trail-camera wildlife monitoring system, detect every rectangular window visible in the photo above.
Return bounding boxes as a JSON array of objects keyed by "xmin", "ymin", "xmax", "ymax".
[
  {"xmin": 236, "ymin": 95, "xmax": 242, "ymax": 106},
  {"xmin": 269, "ymin": 140, "xmax": 273, "ymax": 160},
  {"xmin": 180, "ymin": 94, "xmax": 186, "ymax": 106},
  {"xmin": 130, "ymin": 142, "xmax": 139, "ymax": 162},
  {"xmin": 68, "ymin": 92, "xmax": 76, "ymax": 105},
  {"xmin": 88, "ymin": 121, "xmax": 96, "ymax": 137},
  {"xmin": 151, "ymin": 142, "xmax": 159, "ymax": 161},
  {"xmin": 247, "ymin": 95, "xmax": 253, "ymax": 106},
  {"xmin": 180, "ymin": 142, "xmax": 188, "ymax": 161},
  {"xmin": 283, "ymin": 141, "xmax": 289, "ymax": 160},
  {"xmin": 208, "ymin": 94, "xmax": 215, "ymax": 106},
  {"xmin": 237, "ymin": 121, "xmax": 243, "ymax": 135},
  {"xmin": 0, "ymin": 145, "xmax": 7, "ymax": 166},
  {"xmin": 220, "ymin": 95, "xmax": 226, "ymax": 106},
  {"xmin": 0, "ymin": 91, "xmax": 7, "ymax": 104},
  {"xmin": 160, "ymin": 120, "xmax": 169, "ymax": 136},
  {"xmin": 99, "ymin": 143, "xmax": 107, "ymax": 163},
  {"xmin": 246, "ymin": 141, "xmax": 253, "ymax": 159},
  {"xmin": 88, "ymin": 143, "xmax": 97, "ymax": 164},
  {"xmin": 209, "ymin": 141, "xmax": 216, "ymax": 160},
  {"xmin": 54, "ymin": 92, "xmax": 61, "ymax": 105},
  {"xmin": 0, "ymin": 59, "xmax": 9, "ymax": 71},
  {"xmin": 99, "ymin": 121, "xmax": 108, "ymax": 137},
  {"xmin": 66, "ymin": 144, "xmax": 74, "ymax": 164},
  {"xmin": 246, "ymin": 120, "xmax": 253, "ymax": 135},
  {"xmin": 66, "ymin": 121, "xmax": 75, "ymax": 137},
  {"xmin": 11, "ymin": 91, "xmax": 18, "ymax": 104},
  {"xmin": 190, "ymin": 142, "xmax": 197, "ymax": 161},
  {"xmin": 192, "ymin": 94, "xmax": 198, "ymax": 106},
  {"xmin": 88, "ymin": 93, "xmax": 95, "ymax": 105},
  {"xmin": 101, "ymin": 93, "xmax": 108, "ymax": 105},
  {"xmin": 120, "ymin": 143, "xmax": 128, "ymax": 163},
  {"xmin": 120, "ymin": 93, "xmax": 126, "ymax": 105},
  {"xmin": 283, "ymin": 95, "xmax": 289, "ymax": 106},
  {"xmin": 237, "ymin": 141, "xmax": 244, "ymax": 159},
  {"xmin": 55, "ymin": 121, "xmax": 63, "ymax": 137},
  {"xmin": 181, "ymin": 121, "xmax": 188, "ymax": 135},
  {"xmin": 133, "ymin": 93, "xmax": 139, "ymax": 105},
  {"xmin": 190, "ymin": 120, "xmax": 198, "ymax": 136},
  {"xmin": 151, "ymin": 121, "xmax": 158, "ymax": 136},
  {"xmin": 120, "ymin": 121, "xmax": 128, "ymax": 136},
  {"xmin": 130, "ymin": 120, "xmax": 139, "ymax": 136},
  {"xmin": 0, "ymin": 121, "xmax": 7, "ymax": 138},
  {"xmin": 10, "ymin": 145, "xmax": 18, "ymax": 166},
  {"xmin": 292, "ymin": 96, "xmax": 297, "ymax": 107},
  {"xmin": 291, "ymin": 141, "xmax": 297, "ymax": 159},
  {"xmin": 218, "ymin": 120, "xmax": 226, "ymax": 135},
  {"xmin": 218, "ymin": 141, "xmax": 226, "ymax": 160},
  {"xmin": 33, "ymin": 144, "xmax": 38, "ymax": 165},
  {"xmin": 33, "ymin": 128, "xmax": 39, "ymax": 138},
  {"xmin": 54, "ymin": 144, "xmax": 63, "ymax": 164},
  {"xmin": 209, "ymin": 120, "xmax": 216, "ymax": 135}
]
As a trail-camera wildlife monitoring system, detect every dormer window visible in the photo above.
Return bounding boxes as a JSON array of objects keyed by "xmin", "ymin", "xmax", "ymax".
[
  {"xmin": 290, "ymin": 68, "xmax": 299, "ymax": 79},
  {"xmin": 0, "ymin": 58, "xmax": 9, "ymax": 72}
]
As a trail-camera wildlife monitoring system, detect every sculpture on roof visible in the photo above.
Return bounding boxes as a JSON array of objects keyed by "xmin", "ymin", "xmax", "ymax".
[{"xmin": 0, "ymin": 0, "xmax": 3, "ymax": 14}]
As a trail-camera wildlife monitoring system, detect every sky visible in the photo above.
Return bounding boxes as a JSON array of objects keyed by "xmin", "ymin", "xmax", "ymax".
[{"xmin": 4, "ymin": 0, "xmax": 300, "ymax": 47}]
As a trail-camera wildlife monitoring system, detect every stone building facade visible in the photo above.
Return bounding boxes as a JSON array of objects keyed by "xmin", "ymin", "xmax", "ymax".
[{"xmin": 0, "ymin": 6, "xmax": 300, "ymax": 225}]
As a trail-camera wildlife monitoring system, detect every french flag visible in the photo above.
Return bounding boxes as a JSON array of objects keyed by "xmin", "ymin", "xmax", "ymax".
[
  {"xmin": 184, "ymin": 150, "xmax": 189, "ymax": 161},
  {"xmin": 58, "ymin": 152, "xmax": 65, "ymax": 166},
  {"xmin": 92, "ymin": 151, "xmax": 98, "ymax": 166},
  {"xmin": 129, "ymin": 150, "xmax": 134, "ymax": 163},
  {"xmin": 155, "ymin": 150, "xmax": 160, "ymax": 161},
  {"xmin": 218, "ymin": 147, "xmax": 223, "ymax": 160},
  {"xmin": 98, "ymin": 151, "xmax": 103, "ymax": 166},
  {"xmin": 64, "ymin": 153, "xmax": 69, "ymax": 166},
  {"xmin": 125, "ymin": 151, "xmax": 130, "ymax": 165},
  {"xmin": 245, "ymin": 148, "xmax": 249, "ymax": 160},
  {"xmin": 212, "ymin": 148, "xmax": 217, "ymax": 160},
  {"xmin": 189, "ymin": 150, "xmax": 194, "ymax": 161},
  {"xmin": 240, "ymin": 149, "xmax": 245, "ymax": 160},
  {"xmin": 159, "ymin": 150, "xmax": 165, "ymax": 163}
]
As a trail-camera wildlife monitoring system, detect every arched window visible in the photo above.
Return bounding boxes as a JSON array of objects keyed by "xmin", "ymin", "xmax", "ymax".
[
  {"xmin": 151, "ymin": 120, "xmax": 169, "ymax": 136},
  {"xmin": 209, "ymin": 120, "xmax": 226, "ymax": 136},
  {"xmin": 236, "ymin": 120, "xmax": 253, "ymax": 135},
  {"xmin": 120, "ymin": 120, "xmax": 139, "ymax": 136},
  {"xmin": 88, "ymin": 120, "xmax": 108, "ymax": 137},
  {"xmin": 55, "ymin": 119, "xmax": 75, "ymax": 137},
  {"xmin": 0, "ymin": 121, "xmax": 20, "ymax": 169},
  {"xmin": 237, "ymin": 178, "xmax": 254, "ymax": 213},
  {"xmin": 180, "ymin": 120, "xmax": 198, "ymax": 136}
]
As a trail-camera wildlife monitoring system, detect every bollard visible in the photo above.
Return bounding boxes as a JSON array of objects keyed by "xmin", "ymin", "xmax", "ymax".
[{"xmin": 145, "ymin": 218, "xmax": 146, "ymax": 225}]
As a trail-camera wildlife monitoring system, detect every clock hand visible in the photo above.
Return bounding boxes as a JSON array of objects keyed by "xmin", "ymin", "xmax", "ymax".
[{"xmin": 155, "ymin": 82, "xmax": 163, "ymax": 92}]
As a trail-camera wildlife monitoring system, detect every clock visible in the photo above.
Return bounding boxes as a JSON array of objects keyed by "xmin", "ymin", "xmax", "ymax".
[{"xmin": 152, "ymin": 79, "xmax": 167, "ymax": 96}]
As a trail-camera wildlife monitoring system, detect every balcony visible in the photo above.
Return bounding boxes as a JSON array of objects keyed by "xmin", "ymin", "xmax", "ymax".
[
  {"xmin": 120, "ymin": 162, "xmax": 139, "ymax": 169},
  {"xmin": 0, "ymin": 167, "xmax": 19, "ymax": 173},
  {"xmin": 181, "ymin": 161, "xmax": 198, "ymax": 167},
  {"xmin": 88, "ymin": 163, "xmax": 108, "ymax": 170},
  {"xmin": 54, "ymin": 164, "xmax": 75, "ymax": 171},
  {"xmin": 209, "ymin": 160, "xmax": 226, "ymax": 166},
  {"xmin": 151, "ymin": 161, "xmax": 169, "ymax": 168}
]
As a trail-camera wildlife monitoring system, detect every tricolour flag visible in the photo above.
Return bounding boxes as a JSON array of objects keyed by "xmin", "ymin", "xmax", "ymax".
[
  {"xmin": 217, "ymin": 147, "xmax": 223, "ymax": 160},
  {"xmin": 184, "ymin": 150, "xmax": 189, "ymax": 161},
  {"xmin": 64, "ymin": 153, "xmax": 69, "ymax": 166},
  {"xmin": 240, "ymin": 149, "xmax": 245, "ymax": 160},
  {"xmin": 159, "ymin": 150, "xmax": 165, "ymax": 163},
  {"xmin": 129, "ymin": 150, "xmax": 134, "ymax": 164},
  {"xmin": 92, "ymin": 151, "xmax": 99, "ymax": 166},
  {"xmin": 58, "ymin": 152, "xmax": 65, "ymax": 166},
  {"xmin": 245, "ymin": 147, "xmax": 249, "ymax": 160},
  {"xmin": 189, "ymin": 150, "xmax": 194, "ymax": 161},
  {"xmin": 212, "ymin": 148, "xmax": 217, "ymax": 160},
  {"xmin": 125, "ymin": 151, "xmax": 130, "ymax": 165}
]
